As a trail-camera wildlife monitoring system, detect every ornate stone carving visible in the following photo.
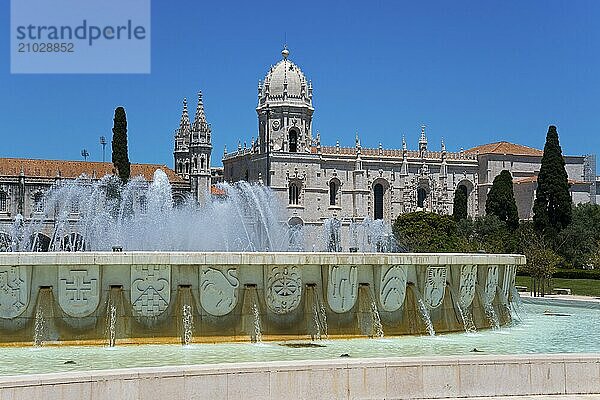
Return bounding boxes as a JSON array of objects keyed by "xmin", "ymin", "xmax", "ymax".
[
  {"xmin": 327, "ymin": 265, "xmax": 358, "ymax": 313},
  {"xmin": 423, "ymin": 266, "xmax": 447, "ymax": 309},
  {"xmin": 200, "ymin": 266, "xmax": 239, "ymax": 316},
  {"xmin": 58, "ymin": 266, "xmax": 100, "ymax": 317},
  {"xmin": 131, "ymin": 265, "xmax": 170, "ymax": 317},
  {"xmin": 266, "ymin": 266, "xmax": 302, "ymax": 314},
  {"xmin": 378, "ymin": 265, "xmax": 407, "ymax": 312},
  {"xmin": 501, "ymin": 265, "xmax": 516, "ymax": 301},
  {"xmin": 483, "ymin": 265, "xmax": 499, "ymax": 305},
  {"xmin": 458, "ymin": 265, "xmax": 477, "ymax": 308},
  {"xmin": 0, "ymin": 266, "xmax": 29, "ymax": 319}
]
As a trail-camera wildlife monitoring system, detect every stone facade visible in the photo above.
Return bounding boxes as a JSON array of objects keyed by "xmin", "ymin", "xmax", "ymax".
[
  {"xmin": 0, "ymin": 160, "xmax": 188, "ymax": 250},
  {"xmin": 173, "ymin": 92, "xmax": 213, "ymax": 203},
  {"xmin": 220, "ymin": 48, "xmax": 597, "ymax": 239}
]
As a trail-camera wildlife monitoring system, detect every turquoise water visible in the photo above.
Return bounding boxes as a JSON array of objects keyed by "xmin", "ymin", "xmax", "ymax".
[{"xmin": 0, "ymin": 302, "xmax": 598, "ymax": 376}]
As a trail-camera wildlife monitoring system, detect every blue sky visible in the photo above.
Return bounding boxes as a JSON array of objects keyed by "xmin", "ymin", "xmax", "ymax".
[{"xmin": 1, "ymin": 1, "xmax": 599, "ymax": 168}]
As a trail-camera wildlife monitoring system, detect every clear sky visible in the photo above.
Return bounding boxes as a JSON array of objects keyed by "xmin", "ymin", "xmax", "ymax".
[{"xmin": 1, "ymin": 1, "xmax": 599, "ymax": 168}]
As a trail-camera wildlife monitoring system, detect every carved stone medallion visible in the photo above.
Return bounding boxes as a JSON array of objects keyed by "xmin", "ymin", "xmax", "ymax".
[
  {"xmin": 200, "ymin": 266, "xmax": 239, "ymax": 316},
  {"xmin": 459, "ymin": 265, "xmax": 477, "ymax": 308},
  {"xmin": 327, "ymin": 265, "xmax": 358, "ymax": 313},
  {"xmin": 423, "ymin": 266, "xmax": 447, "ymax": 309},
  {"xmin": 483, "ymin": 265, "xmax": 499, "ymax": 305},
  {"xmin": 501, "ymin": 265, "xmax": 516, "ymax": 301},
  {"xmin": 0, "ymin": 266, "xmax": 29, "ymax": 319},
  {"xmin": 378, "ymin": 265, "xmax": 407, "ymax": 312},
  {"xmin": 131, "ymin": 265, "xmax": 170, "ymax": 317},
  {"xmin": 266, "ymin": 266, "xmax": 302, "ymax": 314},
  {"xmin": 58, "ymin": 266, "xmax": 100, "ymax": 317}
]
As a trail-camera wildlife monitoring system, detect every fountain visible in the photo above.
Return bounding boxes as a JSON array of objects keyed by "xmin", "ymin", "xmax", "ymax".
[{"xmin": 0, "ymin": 171, "xmax": 523, "ymax": 345}]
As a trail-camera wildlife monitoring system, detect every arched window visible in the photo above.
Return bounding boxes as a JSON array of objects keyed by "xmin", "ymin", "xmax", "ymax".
[
  {"xmin": 185, "ymin": 162, "xmax": 189, "ymax": 174},
  {"xmin": 417, "ymin": 188, "xmax": 427, "ymax": 208},
  {"xmin": 70, "ymin": 198, "xmax": 79, "ymax": 214},
  {"xmin": 139, "ymin": 195, "xmax": 148, "ymax": 214},
  {"xmin": 194, "ymin": 157, "xmax": 198, "ymax": 171},
  {"xmin": 329, "ymin": 181, "xmax": 339, "ymax": 206},
  {"xmin": 289, "ymin": 182, "xmax": 300, "ymax": 205},
  {"xmin": 33, "ymin": 192, "xmax": 44, "ymax": 213},
  {"xmin": 0, "ymin": 232, "xmax": 11, "ymax": 252},
  {"xmin": 60, "ymin": 233, "xmax": 85, "ymax": 252},
  {"xmin": 374, "ymin": 183, "xmax": 384, "ymax": 220},
  {"xmin": 0, "ymin": 191, "xmax": 7, "ymax": 212},
  {"xmin": 288, "ymin": 130, "xmax": 298, "ymax": 153},
  {"xmin": 200, "ymin": 157, "xmax": 205, "ymax": 171}
]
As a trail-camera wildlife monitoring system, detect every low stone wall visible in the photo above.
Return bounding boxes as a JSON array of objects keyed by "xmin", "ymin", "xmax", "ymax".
[
  {"xmin": 0, "ymin": 252, "xmax": 524, "ymax": 343},
  {"xmin": 0, "ymin": 354, "xmax": 598, "ymax": 399}
]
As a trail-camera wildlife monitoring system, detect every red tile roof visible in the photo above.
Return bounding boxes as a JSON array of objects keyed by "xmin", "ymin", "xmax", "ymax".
[
  {"xmin": 513, "ymin": 176, "xmax": 587, "ymax": 185},
  {"xmin": 0, "ymin": 158, "xmax": 185, "ymax": 183},
  {"xmin": 210, "ymin": 185, "xmax": 226, "ymax": 196},
  {"xmin": 465, "ymin": 142, "xmax": 543, "ymax": 157}
]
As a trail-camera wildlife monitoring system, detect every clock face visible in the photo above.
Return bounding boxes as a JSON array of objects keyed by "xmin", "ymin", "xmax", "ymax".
[{"xmin": 272, "ymin": 120, "xmax": 281, "ymax": 131}]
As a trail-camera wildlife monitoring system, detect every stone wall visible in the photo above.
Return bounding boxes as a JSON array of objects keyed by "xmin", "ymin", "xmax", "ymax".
[
  {"xmin": 0, "ymin": 252, "xmax": 524, "ymax": 344},
  {"xmin": 0, "ymin": 354, "xmax": 598, "ymax": 399}
]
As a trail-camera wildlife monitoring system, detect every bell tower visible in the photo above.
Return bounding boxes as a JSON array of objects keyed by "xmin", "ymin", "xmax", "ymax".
[
  {"xmin": 173, "ymin": 92, "xmax": 213, "ymax": 203},
  {"xmin": 257, "ymin": 47, "xmax": 314, "ymax": 156}
]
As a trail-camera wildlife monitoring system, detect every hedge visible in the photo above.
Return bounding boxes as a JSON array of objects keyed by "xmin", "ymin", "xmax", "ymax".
[{"xmin": 517, "ymin": 267, "xmax": 600, "ymax": 280}]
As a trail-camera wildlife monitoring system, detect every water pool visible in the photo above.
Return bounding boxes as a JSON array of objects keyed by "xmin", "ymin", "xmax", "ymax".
[{"xmin": 1, "ymin": 301, "xmax": 598, "ymax": 376}]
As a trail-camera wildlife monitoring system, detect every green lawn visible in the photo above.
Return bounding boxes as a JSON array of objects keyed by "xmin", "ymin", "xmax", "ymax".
[{"xmin": 516, "ymin": 275, "xmax": 600, "ymax": 297}]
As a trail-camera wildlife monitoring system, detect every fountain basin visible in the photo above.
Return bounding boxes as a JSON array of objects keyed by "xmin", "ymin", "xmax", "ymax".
[{"xmin": 0, "ymin": 252, "xmax": 524, "ymax": 344}]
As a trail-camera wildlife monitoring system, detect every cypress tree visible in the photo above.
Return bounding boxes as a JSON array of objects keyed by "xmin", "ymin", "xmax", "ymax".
[
  {"xmin": 533, "ymin": 125, "xmax": 572, "ymax": 236},
  {"xmin": 486, "ymin": 169, "xmax": 519, "ymax": 230},
  {"xmin": 111, "ymin": 107, "xmax": 130, "ymax": 183},
  {"xmin": 453, "ymin": 185, "xmax": 468, "ymax": 221}
]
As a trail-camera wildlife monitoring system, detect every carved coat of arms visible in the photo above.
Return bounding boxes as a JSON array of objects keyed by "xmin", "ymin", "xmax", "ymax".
[
  {"xmin": 131, "ymin": 265, "xmax": 171, "ymax": 317},
  {"xmin": 58, "ymin": 266, "xmax": 100, "ymax": 317},
  {"xmin": 378, "ymin": 265, "xmax": 407, "ymax": 312},
  {"xmin": 459, "ymin": 265, "xmax": 477, "ymax": 308},
  {"xmin": 327, "ymin": 265, "xmax": 358, "ymax": 313},
  {"xmin": 266, "ymin": 266, "xmax": 302, "ymax": 314},
  {"xmin": 423, "ymin": 266, "xmax": 447, "ymax": 309},
  {"xmin": 483, "ymin": 265, "xmax": 499, "ymax": 306},
  {"xmin": 0, "ymin": 266, "xmax": 29, "ymax": 319},
  {"xmin": 200, "ymin": 266, "xmax": 239, "ymax": 316}
]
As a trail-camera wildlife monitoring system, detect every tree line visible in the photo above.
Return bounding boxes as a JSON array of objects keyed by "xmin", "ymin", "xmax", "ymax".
[{"xmin": 393, "ymin": 126, "xmax": 599, "ymax": 295}]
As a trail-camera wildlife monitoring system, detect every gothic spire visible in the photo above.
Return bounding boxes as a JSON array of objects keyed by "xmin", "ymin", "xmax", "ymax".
[
  {"xmin": 178, "ymin": 98, "xmax": 191, "ymax": 136},
  {"xmin": 419, "ymin": 125, "xmax": 427, "ymax": 146},
  {"xmin": 192, "ymin": 91, "xmax": 211, "ymax": 139}
]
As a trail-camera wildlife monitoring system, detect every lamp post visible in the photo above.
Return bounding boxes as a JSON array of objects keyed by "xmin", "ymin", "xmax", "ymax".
[
  {"xmin": 81, "ymin": 149, "xmax": 89, "ymax": 161},
  {"xmin": 100, "ymin": 136, "xmax": 107, "ymax": 162}
]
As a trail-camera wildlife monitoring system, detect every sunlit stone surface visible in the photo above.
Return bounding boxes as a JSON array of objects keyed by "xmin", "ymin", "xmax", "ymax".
[{"xmin": 0, "ymin": 251, "xmax": 523, "ymax": 345}]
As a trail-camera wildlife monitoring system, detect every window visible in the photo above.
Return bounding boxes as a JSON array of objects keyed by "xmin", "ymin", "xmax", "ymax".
[
  {"xmin": 374, "ymin": 183, "xmax": 384, "ymax": 220},
  {"xmin": 200, "ymin": 157, "xmax": 205, "ymax": 171},
  {"xmin": 185, "ymin": 162, "xmax": 189, "ymax": 174},
  {"xmin": 329, "ymin": 181, "xmax": 339, "ymax": 206},
  {"xmin": 288, "ymin": 130, "xmax": 298, "ymax": 153},
  {"xmin": 33, "ymin": 192, "xmax": 44, "ymax": 213},
  {"xmin": 0, "ymin": 191, "xmax": 7, "ymax": 212},
  {"xmin": 289, "ymin": 183, "xmax": 300, "ymax": 205},
  {"xmin": 139, "ymin": 195, "xmax": 148, "ymax": 214},
  {"xmin": 417, "ymin": 188, "xmax": 427, "ymax": 208},
  {"xmin": 70, "ymin": 198, "xmax": 79, "ymax": 214}
]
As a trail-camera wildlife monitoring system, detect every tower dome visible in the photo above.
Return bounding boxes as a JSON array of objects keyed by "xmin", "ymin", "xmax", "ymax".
[{"xmin": 258, "ymin": 47, "xmax": 312, "ymax": 108}]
